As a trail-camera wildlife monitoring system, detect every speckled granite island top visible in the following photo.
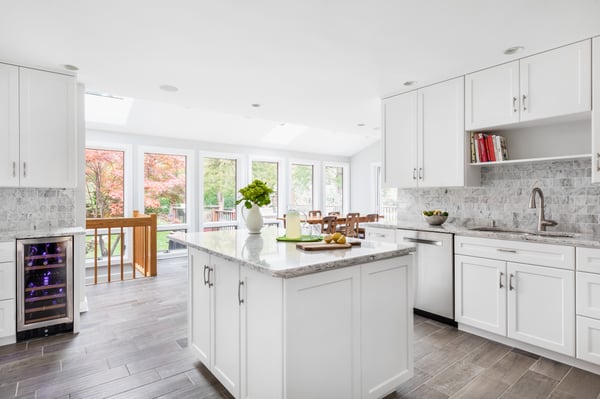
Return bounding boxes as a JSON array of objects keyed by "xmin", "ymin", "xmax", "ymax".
[
  {"xmin": 364, "ymin": 221, "xmax": 600, "ymax": 248},
  {"xmin": 169, "ymin": 227, "xmax": 415, "ymax": 278}
]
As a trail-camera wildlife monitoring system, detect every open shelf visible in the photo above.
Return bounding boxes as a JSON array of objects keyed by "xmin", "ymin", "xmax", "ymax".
[{"xmin": 470, "ymin": 153, "xmax": 591, "ymax": 167}]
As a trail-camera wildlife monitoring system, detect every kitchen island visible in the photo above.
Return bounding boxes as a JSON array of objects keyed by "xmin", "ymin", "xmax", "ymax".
[{"xmin": 169, "ymin": 227, "xmax": 416, "ymax": 399}]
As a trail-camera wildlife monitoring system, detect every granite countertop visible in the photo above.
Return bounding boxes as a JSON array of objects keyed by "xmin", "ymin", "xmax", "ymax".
[
  {"xmin": 169, "ymin": 227, "xmax": 415, "ymax": 278},
  {"xmin": 0, "ymin": 226, "xmax": 86, "ymax": 242},
  {"xmin": 364, "ymin": 221, "xmax": 600, "ymax": 248}
]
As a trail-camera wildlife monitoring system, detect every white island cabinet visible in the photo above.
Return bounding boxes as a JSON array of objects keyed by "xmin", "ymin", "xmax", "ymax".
[{"xmin": 172, "ymin": 228, "xmax": 415, "ymax": 399}]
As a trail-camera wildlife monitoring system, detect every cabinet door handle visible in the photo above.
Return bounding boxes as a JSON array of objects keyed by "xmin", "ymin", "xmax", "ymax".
[
  {"xmin": 12, "ymin": 161, "xmax": 16, "ymax": 177},
  {"xmin": 509, "ymin": 273, "xmax": 515, "ymax": 291},
  {"xmin": 418, "ymin": 168, "xmax": 423, "ymax": 180},
  {"xmin": 412, "ymin": 168, "xmax": 417, "ymax": 180},
  {"xmin": 203, "ymin": 265, "xmax": 209, "ymax": 285},
  {"xmin": 497, "ymin": 248, "xmax": 517, "ymax": 253},
  {"xmin": 207, "ymin": 267, "xmax": 214, "ymax": 287},
  {"xmin": 238, "ymin": 280, "xmax": 244, "ymax": 305},
  {"xmin": 23, "ymin": 162, "xmax": 26, "ymax": 178},
  {"xmin": 522, "ymin": 94, "xmax": 527, "ymax": 111},
  {"xmin": 512, "ymin": 97, "xmax": 518, "ymax": 113},
  {"xmin": 499, "ymin": 272, "xmax": 504, "ymax": 289}
]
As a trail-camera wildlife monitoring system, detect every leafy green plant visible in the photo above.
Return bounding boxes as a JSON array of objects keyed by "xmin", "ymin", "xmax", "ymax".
[{"xmin": 236, "ymin": 180, "xmax": 274, "ymax": 209}]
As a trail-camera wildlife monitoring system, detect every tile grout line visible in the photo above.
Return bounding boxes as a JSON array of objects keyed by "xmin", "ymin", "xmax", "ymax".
[{"xmin": 543, "ymin": 367, "xmax": 573, "ymax": 399}]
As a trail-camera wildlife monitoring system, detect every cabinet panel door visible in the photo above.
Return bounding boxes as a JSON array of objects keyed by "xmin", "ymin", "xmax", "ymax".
[
  {"xmin": 382, "ymin": 92, "xmax": 418, "ymax": 188},
  {"xmin": 212, "ymin": 258, "xmax": 240, "ymax": 397},
  {"xmin": 240, "ymin": 268, "xmax": 283, "ymax": 399},
  {"xmin": 592, "ymin": 37, "xmax": 600, "ymax": 183},
  {"xmin": 19, "ymin": 68, "xmax": 76, "ymax": 188},
  {"xmin": 465, "ymin": 61, "xmax": 519, "ymax": 130},
  {"xmin": 188, "ymin": 249, "xmax": 211, "ymax": 366},
  {"xmin": 455, "ymin": 255, "xmax": 506, "ymax": 335},
  {"xmin": 0, "ymin": 299, "xmax": 16, "ymax": 338},
  {"xmin": 361, "ymin": 257, "xmax": 413, "ymax": 399},
  {"xmin": 576, "ymin": 316, "xmax": 600, "ymax": 366},
  {"xmin": 507, "ymin": 263, "xmax": 575, "ymax": 355},
  {"xmin": 0, "ymin": 262, "xmax": 15, "ymax": 301},
  {"xmin": 285, "ymin": 266, "xmax": 361, "ymax": 399},
  {"xmin": 576, "ymin": 271, "xmax": 600, "ymax": 319},
  {"xmin": 520, "ymin": 40, "xmax": 591, "ymax": 122},
  {"xmin": 0, "ymin": 63, "xmax": 19, "ymax": 187},
  {"xmin": 419, "ymin": 76, "xmax": 465, "ymax": 187}
]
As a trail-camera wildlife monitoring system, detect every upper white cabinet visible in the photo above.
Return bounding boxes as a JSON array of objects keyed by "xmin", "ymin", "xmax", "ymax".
[
  {"xmin": 0, "ymin": 63, "xmax": 76, "ymax": 188},
  {"xmin": 383, "ymin": 76, "xmax": 465, "ymax": 188},
  {"xmin": 592, "ymin": 36, "xmax": 600, "ymax": 184},
  {"xmin": 466, "ymin": 40, "xmax": 591, "ymax": 130}
]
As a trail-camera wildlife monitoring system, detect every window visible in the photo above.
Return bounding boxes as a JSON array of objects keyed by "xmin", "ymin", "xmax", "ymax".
[
  {"xmin": 290, "ymin": 163, "xmax": 314, "ymax": 213},
  {"xmin": 324, "ymin": 165, "xmax": 344, "ymax": 215},
  {"xmin": 203, "ymin": 157, "xmax": 238, "ymax": 228},
  {"xmin": 85, "ymin": 148, "xmax": 125, "ymax": 218},
  {"xmin": 251, "ymin": 160, "xmax": 279, "ymax": 218},
  {"xmin": 375, "ymin": 165, "xmax": 397, "ymax": 223},
  {"xmin": 143, "ymin": 153, "xmax": 187, "ymax": 225}
]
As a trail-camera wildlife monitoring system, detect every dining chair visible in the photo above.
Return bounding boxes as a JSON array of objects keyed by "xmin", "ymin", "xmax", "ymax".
[
  {"xmin": 308, "ymin": 210, "xmax": 322, "ymax": 218},
  {"xmin": 321, "ymin": 216, "xmax": 337, "ymax": 234},
  {"xmin": 344, "ymin": 213, "xmax": 361, "ymax": 238}
]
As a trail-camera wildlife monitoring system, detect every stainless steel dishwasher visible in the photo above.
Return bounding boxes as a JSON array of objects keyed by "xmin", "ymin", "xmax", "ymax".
[{"xmin": 396, "ymin": 229, "xmax": 455, "ymax": 324}]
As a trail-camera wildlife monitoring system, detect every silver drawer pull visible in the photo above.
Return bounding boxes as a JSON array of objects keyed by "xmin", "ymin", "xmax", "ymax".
[
  {"xmin": 497, "ymin": 248, "xmax": 517, "ymax": 253},
  {"xmin": 402, "ymin": 237, "xmax": 442, "ymax": 246},
  {"xmin": 509, "ymin": 273, "xmax": 515, "ymax": 291},
  {"xmin": 499, "ymin": 272, "xmax": 504, "ymax": 289},
  {"xmin": 512, "ymin": 97, "xmax": 518, "ymax": 113}
]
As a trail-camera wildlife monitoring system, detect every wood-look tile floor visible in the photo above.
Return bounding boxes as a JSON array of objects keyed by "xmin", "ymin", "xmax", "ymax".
[{"xmin": 0, "ymin": 257, "xmax": 599, "ymax": 398}]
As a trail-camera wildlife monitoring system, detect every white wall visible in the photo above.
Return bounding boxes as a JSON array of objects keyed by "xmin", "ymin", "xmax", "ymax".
[{"xmin": 350, "ymin": 141, "xmax": 380, "ymax": 214}]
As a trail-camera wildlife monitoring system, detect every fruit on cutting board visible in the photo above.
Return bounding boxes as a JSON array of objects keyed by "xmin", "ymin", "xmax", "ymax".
[{"xmin": 323, "ymin": 233, "xmax": 346, "ymax": 244}]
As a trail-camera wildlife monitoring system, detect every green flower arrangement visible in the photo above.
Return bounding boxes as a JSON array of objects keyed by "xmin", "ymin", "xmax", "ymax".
[{"xmin": 236, "ymin": 179, "xmax": 274, "ymax": 209}]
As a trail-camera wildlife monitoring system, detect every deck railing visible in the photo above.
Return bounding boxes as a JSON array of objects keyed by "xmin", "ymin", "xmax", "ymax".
[{"xmin": 86, "ymin": 211, "xmax": 157, "ymax": 284}]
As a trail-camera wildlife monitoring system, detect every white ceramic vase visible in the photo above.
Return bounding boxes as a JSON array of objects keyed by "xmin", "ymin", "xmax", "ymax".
[{"xmin": 243, "ymin": 203, "xmax": 264, "ymax": 234}]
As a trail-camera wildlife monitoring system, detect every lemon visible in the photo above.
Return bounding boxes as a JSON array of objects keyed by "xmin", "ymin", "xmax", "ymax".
[
  {"xmin": 332, "ymin": 232, "xmax": 342, "ymax": 241},
  {"xmin": 324, "ymin": 234, "xmax": 333, "ymax": 243},
  {"xmin": 336, "ymin": 235, "xmax": 347, "ymax": 244}
]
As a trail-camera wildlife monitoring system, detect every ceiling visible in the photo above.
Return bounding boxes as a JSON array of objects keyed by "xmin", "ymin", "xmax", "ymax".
[{"xmin": 1, "ymin": 1, "xmax": 600, "ymax": 156}]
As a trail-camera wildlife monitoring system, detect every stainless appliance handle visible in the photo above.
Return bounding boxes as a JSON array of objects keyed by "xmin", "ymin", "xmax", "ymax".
[
  {"xmin": 402, "ymin": 237, "xmax": 442, "ymax": 246},
  {"xmin": 497, "ymin": 248, "xmax": 517, "ymax": 253}
]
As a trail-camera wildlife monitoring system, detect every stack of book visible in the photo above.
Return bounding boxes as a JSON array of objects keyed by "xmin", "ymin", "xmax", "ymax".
[{"xmin": 470, "ymin": 132, "xmax": 508, "ymax": 163}]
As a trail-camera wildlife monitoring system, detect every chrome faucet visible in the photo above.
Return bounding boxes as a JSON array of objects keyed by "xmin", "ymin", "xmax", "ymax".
[{"xmin": 528, "ymin": 187, "xmax": 558, "ymax": 232}]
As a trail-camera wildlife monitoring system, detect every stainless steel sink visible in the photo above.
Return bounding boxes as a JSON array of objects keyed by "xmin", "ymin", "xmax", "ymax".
[{"xmin": 468, "ymin": 227, "xmax": 528, "ymax": 234}]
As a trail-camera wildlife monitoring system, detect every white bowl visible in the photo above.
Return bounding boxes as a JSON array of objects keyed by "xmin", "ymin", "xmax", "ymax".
[{"xmin": 423, "ymin": 215, "xmax": 448, "ymax": 226}]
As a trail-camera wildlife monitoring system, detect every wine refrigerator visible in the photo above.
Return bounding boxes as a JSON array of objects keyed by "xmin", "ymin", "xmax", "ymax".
[{"xmin": 16, "ymin": 236, "xmax": 74, "ymax": 340}]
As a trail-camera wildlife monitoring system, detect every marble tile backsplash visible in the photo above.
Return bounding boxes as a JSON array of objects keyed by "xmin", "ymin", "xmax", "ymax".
[
  {"xmin": 397, "ymin": 159, "xmax": 600, "ymax": 234},
  {"xmin": 0, "ymin": 188, "xmax": 76, "ymax": 234}
]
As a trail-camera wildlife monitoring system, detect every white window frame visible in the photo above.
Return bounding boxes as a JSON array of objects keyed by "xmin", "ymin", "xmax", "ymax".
[
  {"xmin": 322, "ymin": 161, "xmax": 350, "ymax": 215},
  {"xmin": 248, "ymin": 155, "xmax": 284, "ymax": 218},
  {"xmin": 138, "ymin": 145, "xmax": 195, "ymax": 255},
  {"xmin": 200, "ymin": 151, "xmax": 244, "ymax": 231},
  {"xmin": 288, "ymin": 159, "xmax": 320, "ymax": 213}
]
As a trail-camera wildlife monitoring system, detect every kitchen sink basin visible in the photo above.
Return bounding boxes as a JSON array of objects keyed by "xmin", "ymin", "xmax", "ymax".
[
  {"xmin": 468, "ymin": 227, "xmax": 528, "ymax": 234},
  {"xmin": 469, "ymin": 227, "xmax": 577, "ymax": 238}
]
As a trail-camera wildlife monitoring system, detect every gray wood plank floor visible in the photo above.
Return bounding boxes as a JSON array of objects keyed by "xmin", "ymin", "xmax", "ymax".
[{"xmin": 0, "ymin": 257, "xmax": 598, "ymax": 398}]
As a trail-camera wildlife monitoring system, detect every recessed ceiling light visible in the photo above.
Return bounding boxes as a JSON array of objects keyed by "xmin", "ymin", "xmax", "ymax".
[
  {"xmin": 504, "ymin": 46, "xmax": 524, "ymax": 55},
  {"xmin": 357, "ymin": 123, "xmax": 365, "ymax": 127},
  {"xmin": 403, "ymin": 81, "xmax": 416, "ymax": 86},
  {"xmin": 63, "ymin": 64, "xmax": 79, "ymax": 71},
  {"xmin": 251, "ymin": 103, "xmax": 261, "ymax": 108},
  {"xmin": 159, "ymin": 84, "xmax": 179, "ymax": 92}
]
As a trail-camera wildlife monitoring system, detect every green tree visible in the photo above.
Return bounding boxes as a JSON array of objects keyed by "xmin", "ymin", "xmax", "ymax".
[{"xmin": 203, "ymin": 158, "xmax": 237, "ymax": 209}]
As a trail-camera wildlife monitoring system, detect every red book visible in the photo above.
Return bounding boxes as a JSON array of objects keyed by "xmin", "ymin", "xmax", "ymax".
[
  {"xmin": 477, "ymin": 133, "xmax": 488, "ymax": 162},
  {"xmin": 486, "ymin": 134, "xmax": 496, "ymax": 162}
]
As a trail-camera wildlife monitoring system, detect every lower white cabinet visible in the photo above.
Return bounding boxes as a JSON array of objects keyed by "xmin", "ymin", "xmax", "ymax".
[
  {"xmin": 575, "ymin": 247, "xmax": 600, "ymax": 366},
  {"xmin": 577, "ymin": 316, "xmax": 600, "ymax": 365},
  {"xmin": 0, "ymin": 241, "xmax": 15, "ymax": 344},
  {"xmin": 455, "ymin": 236, "xmax": 575, "ymax": 356},
  {"xmin": 189, "ymin": 247, "xmax": 413, "ymax": 399},
  {"xmin": 0, "ymin": 299, "xmax": 15, "ymax": 340},
  {"xmin": 364, "ymin": 227, "xmax": 396, "ymax": 243}
]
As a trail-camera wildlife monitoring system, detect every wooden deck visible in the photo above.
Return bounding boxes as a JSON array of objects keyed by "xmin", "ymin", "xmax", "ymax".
[{"xmin": 0, "ymin": 256, "xmax": 599, "ymax": 398}]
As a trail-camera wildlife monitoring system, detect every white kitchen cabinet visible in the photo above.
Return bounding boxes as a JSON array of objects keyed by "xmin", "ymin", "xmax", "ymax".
[
  {"xmin": 0, "ymin": 63, "xmax": 76, "ymax": 188},
  {"xmin": 365, "ymin": 227, "xmax": 396, "ymax": 243},
  {"xmin": 0, "ymin": 300, "xmax": 16, "ymax": 341},
  {"xmin": 0, "ymin": 262, "xmax": 16, "ymax": 301},
  {"xmin": 455, "ymin": 254, "xmax": 506, "ymax": 336},
  {"xmin": 382, "ymin": 92, "xmax": 417, "ymax": 188},
  {"xmin": 0, "ymin": 241, "xmax": 15, "ymax": 345},
  {"xmin": 592, "ymin": 37, "xmax": 600, "ymax": 184},
  {"xmin": 454, "ymin": 236, "xmax": 575, "ymax": 356},
  {"xmin": 507, "ymin": 262, "xmax": 575, "ymax": 356},
  {"xmin": 188, "ymin": 248, "xmax": 240, "ymax": 398},
  {"xmin": 577, "ymin": 316, "xmax": 600, "ymax": 366},
  {"xmin": 576, "ymin": 271, "xmax": 600, "ymax": 320},
  {"xmin": 361, "ymin": 257, "xmax": 413, "ymax": 399},
  {"xmin": 519, "ymin": 40, "xmax": 591, "ymax": 122},
  {"xmin": 382, "ymin": 76, "xmax": 465, "ymax": 188},
  {"xmin": 465, "ymin": 40, "xmax": 591, "ymax": 131}
]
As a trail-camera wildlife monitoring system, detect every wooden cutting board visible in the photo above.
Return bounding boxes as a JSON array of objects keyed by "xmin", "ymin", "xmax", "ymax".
[{"xmin": 296, "ymin": 243, "xmax": 352, "ymax": 251}]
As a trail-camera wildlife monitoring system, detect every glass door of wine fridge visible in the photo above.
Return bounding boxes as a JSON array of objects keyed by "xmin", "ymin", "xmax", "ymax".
[{"xmin": 17, "ymin": 236, "xmax": 73, "ymax": 339}]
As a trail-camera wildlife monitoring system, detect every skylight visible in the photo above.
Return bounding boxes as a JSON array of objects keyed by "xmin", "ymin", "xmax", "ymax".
[{"xmin": 85, "ymin": 92, "xmax": 133, "ymax": 125}]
